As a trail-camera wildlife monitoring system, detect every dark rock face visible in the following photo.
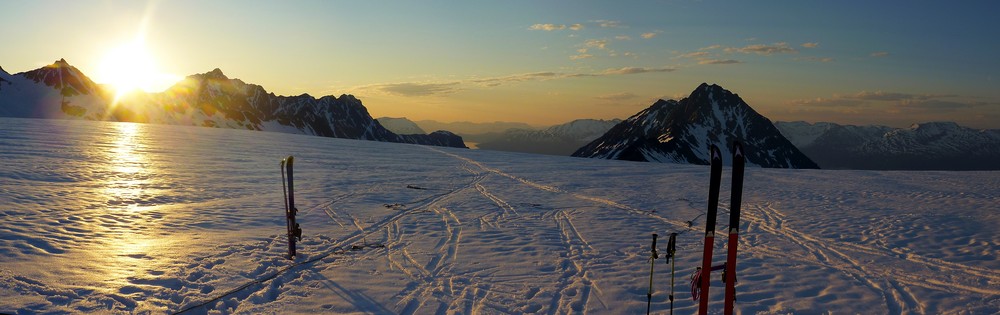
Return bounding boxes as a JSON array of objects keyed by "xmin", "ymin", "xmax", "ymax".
[
  {"xmin": 574, "ymin": 83, "xmax": 818, "ymax": 169},
  {"xmin": 401, "ymin": 131, "xmax": 468, "ymax": 148}
]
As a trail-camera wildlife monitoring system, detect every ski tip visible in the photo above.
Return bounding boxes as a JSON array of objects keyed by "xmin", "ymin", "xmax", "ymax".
[
  {"xmin": 733, "ymin": 142, "xmax": 744, "ymax": 158},
  {"xmin": 710, "ymin": 144, "xmax": 722, "ymax": 161}
]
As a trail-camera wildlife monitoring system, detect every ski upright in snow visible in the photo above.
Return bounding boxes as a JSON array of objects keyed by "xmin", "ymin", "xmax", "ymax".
[
  {"xmin": 281, "ymin": 156, "xmax": 303, "ymax": 260},
  {"xmin": 697, "ymin": 144, "xmax": 723, "ymax": 314},
  {"xmin": 724, "ymin": 142, "xmax": 745, "ymax": 315}
]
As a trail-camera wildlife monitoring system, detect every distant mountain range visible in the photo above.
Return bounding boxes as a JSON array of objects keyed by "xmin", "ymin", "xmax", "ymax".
[
  {"xmin": 413, "ymin": 120, "xmax": 538, "ymax": 135},
  {"xmin": 376, "ymin": 117, "xmax": 427, "ymax": 135},
  {"xmin": 8, "ymin": 60, "xmax": 994, "ymax": 170},
  {"xmin": 377, "ymin": 117, "xmax": 620, "ymax": 156},
  {"xmin": 0, "ymin": 59, "xmax": 466, "ymax": 148},
  {"xmin": 474, "ymin": 119, "xmax": 622, "ymax": 155},
  {"xmin": 574, "ymin": 83, "xmax": 819, "ymax": 168},
  {"xmin": 775, "ymin": 121, "xmax": 1000, "ymax": 170}
]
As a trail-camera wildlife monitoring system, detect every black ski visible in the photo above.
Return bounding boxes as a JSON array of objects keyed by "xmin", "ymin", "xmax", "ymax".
[
  {"xmin": 724, "ymin": 142, "xmax": 745, "ymax": 315},
  {"xmin": 281, "ymin": 156, "xmax": 303, "ymax": 260},
  {"xmin": 697, "ymin": 144, "xmax": 723, "ymax": 315}
]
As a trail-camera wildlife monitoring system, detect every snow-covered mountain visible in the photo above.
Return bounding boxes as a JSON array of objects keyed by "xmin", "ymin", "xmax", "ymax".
[
  {"xmin": 476, "ymin": 119, "xmax": 622, "ymax": 155},
  {"xmin": 0, "ymin": 60, "xmax": 466, "ymax": 148},
  {"xmin": 573, "ymin": 83, "xmax": 818, "ymax": 168},
  {"xmin": 376, "ymin": 117, "xmax": 427, "ymax": 135},
  {"xmin": 0, "ymin": 59, "xmax": 110, "ymax": 120},
  {"xmin": 776, "ymin": 121, "xmax": 1000, "ymax": 170}
]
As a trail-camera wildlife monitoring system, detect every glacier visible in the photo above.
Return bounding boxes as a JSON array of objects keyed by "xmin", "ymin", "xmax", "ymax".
[{"xmin": 0, "ymin": 117, "xmax": 997, "ymax": 314}]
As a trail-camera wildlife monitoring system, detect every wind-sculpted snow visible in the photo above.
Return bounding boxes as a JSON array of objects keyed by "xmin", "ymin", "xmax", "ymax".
[{"xmin": 1, "ymin": 118, "xmax": 997, "ymax": 314}]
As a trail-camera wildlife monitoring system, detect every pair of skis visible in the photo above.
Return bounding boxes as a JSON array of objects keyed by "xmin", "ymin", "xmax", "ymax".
[
  {"xmin": 696, "ymin": 142, "xmax": 745, "ymax": 315},
  {"xmin": 281, "ymin": 156, "xmax": 303, "ymax": 260}
]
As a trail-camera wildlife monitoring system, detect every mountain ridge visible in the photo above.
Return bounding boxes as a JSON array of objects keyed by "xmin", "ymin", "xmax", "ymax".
[
  {"xmin": 574, "ymin": 83, "xmax": 819, "ymax": 168},
  {"xmin": 476, "ymin": 118, "xmax": 622, "ymax": 155},
  {"xmin": 0, "ymin": 59, "xmax": 466, "ymax": 148},
  {"xmin": 775, "ymin": 120, "xmax": 1000, "ymax": 170}
]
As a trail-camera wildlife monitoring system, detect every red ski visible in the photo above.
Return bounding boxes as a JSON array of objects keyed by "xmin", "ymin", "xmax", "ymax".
[{"xmin": 724, "ymin": 142, "xmax": 746, "ymax": 315}]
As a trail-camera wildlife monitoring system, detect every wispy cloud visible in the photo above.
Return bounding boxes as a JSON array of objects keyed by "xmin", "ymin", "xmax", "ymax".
[
  {"xmin": 698, "ymin": 59, "xmax": 743, "ymax": 65},
  {"xmin": 595, "ymin": 92, "xmax": 637, "ymax": 101},
  {"xmin": 598, "ymin": 67, "xmax": 677, "ymax": 75},
  {"xmin": 364, "ymin": 82, "xmax": 462, "ymax": 97},
  {"xmin": 849, "ymin": 91, "xmax": 956, "ymax": 101},
  {"xmin": 570, "ymin": 54, "xmax": 594, "ymax": 60},
  {"xmin": 470, "ymin": 72, "xmax": 559, "ymax": 86},
  {"xmin": 595, "ymin": 20, "xmax": 624, "ymax": 28},
  {"xmin": 569, "ymin": 23, "xmax": 584, "ymax": 31},
  {"xmin": 699, "ymin": 45, "xmax": 722, "ymax": 51},
  {"xmin": 795, "ymin": 56, "xmax": 834, "ymax": 63},
  {"xmin": 896, "ymin": 99, "xmax": 978, "ymax": 110},
  {"xmin": 801, "ymin": 42, "xmax": 819, "ymax": 48},
  {"xmin": 641, "ymin": 32, "xmax": 659, "ymax": 39},
  {"xmin": 787, "ymin": 97, "xmax": 866, "ymax": 108},
  {"xmin": 529, "ymin": 23, "xmax": 566, "ymax": 31},
  {"xmin": 358, "ymin": 66, "xmax": 679, "ymax": 96},
  {"xmin": 870, "ymin": 51, "xmax": 889, "ymax": 57},
  {"xmin": 728, "ymin": 42, "xmax": 798, "ymax": 55},
  {"xmin": 616, "ymin": 35, "xmax": 632, "ymax": 41},
  {"xmin": 678, "ymin": 51, "xmax": 710, "ymax": 59},
  {"xmin": 789, "ymin": 90, "xmax": 983, "ymax": 114},
  {"xmin": 585, "ymin": 39, "xmax": 609, "ymax": 49}
]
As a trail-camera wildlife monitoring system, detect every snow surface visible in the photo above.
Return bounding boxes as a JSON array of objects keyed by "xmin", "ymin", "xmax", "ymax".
[{"xmin": 1, "ymin": 117, "xmax": 998, "ymax": 314}]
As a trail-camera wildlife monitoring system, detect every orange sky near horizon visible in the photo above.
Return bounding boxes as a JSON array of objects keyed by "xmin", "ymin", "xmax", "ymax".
[{"xmin": 2, "ymin": 1, "xmax": 998, "ymax": 128}]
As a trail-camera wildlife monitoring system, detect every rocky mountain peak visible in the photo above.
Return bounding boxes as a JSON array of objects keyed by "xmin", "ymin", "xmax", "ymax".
[
  {"xmin": 573, "ymin": 83, "xmax": 818, "ymax": 168},
  {"xmin": 201, "ymin": 68, "xmax": 229, "ymax": 80}
]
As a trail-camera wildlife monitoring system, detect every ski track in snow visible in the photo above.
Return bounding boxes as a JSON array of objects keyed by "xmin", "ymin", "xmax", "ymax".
[
  {"xmin": 2, "ymin": 119, "xmax": 998, "ymax": 314},
  {"xmin": 743, "ymin": 201, "xmax": 1000, "ymax": 314}
]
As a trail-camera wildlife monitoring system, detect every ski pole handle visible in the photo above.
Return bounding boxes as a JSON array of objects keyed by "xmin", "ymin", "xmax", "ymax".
[
  {"xmin": 651, "ymin": 233, "xmax": 659, "ymax": 258},
  {"xmin": 667, "ymin": 233, "xmax": 677, "ymax": 254},
  {"xmin": 666, "ymin": 232, "xmax": 677, "ymax": 262}
]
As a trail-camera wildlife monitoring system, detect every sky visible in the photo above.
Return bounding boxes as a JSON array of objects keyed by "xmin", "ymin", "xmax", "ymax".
[{"xmin": 2, "ymin": 0, "xmax": 999, "ymax": 128}]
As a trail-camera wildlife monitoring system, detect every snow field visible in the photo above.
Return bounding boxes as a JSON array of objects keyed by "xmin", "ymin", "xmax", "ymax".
[{"xmin": 1, "ymin": 118, "xmax": 998, "ymax": 314}]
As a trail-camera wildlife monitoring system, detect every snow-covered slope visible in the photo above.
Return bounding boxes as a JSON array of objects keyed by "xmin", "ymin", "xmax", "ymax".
[
  {"xmin": 476, "ymin": 119, "xmax": 622, "ymax": 155},
  {"xmin": 574, "ymin": 83, "xmax": 818, "ymax": 168},
  {"xmin": 775, "ymin": 121, "xmax": 1000, "ymax": 170},
  {"xmin": 376, "ymin": 117, "xmax": 427, "ymax": 135},
  {"xmin": 0, "ymin": 60, "xmax": 466, "ymax": 148},
  {"xmin": 1, "ymin": 118, "xmax": 996, "ymax": 314}
]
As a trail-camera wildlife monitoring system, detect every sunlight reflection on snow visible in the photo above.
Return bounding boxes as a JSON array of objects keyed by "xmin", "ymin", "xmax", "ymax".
[
  {"xmin": 93, "ymin": 122, "xmax": 167, "ymax": 286},
  {"xmin": 102, "ymin": 122, "xmax": 152, "ymax": 208}
]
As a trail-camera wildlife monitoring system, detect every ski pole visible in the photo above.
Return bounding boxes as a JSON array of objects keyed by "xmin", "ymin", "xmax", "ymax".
[
  {"xmin": 666, "ymin": 232, "xmax": 677, "ymax": 315},
  {"xmin": 647, "ymin": 233, "xmax": 659, "ymax": 315}
]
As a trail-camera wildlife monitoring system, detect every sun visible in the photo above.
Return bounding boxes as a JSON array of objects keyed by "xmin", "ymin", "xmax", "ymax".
[{"xmin": 94, "ymin": 38, "xmax": 180, "ymax": 100}]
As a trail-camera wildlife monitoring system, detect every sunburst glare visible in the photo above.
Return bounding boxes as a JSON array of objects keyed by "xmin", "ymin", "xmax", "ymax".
[{"xmin": 94, "ymin": 37, "xmax": 180, "ymax": 103}]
